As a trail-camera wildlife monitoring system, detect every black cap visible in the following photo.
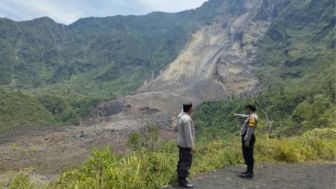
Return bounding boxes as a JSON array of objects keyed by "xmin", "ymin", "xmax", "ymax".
[
  {"xmin": 183, "ymin": 103, "xmax": 193, "ymax": 112},
  {"xmin": 245, "ymin": 104, "xmax": 256, "ymax": 112}
]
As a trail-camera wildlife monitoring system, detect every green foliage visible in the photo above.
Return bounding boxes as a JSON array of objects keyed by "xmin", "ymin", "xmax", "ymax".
[
  {"xmin": 0, "ymin": 88, "xmax": 55, "ymax": 133},
  {"xmin": 127, "ymin": 126, "xmax": 160, "ymax": 151},
  {"xmin": 0, "ymin": 87, "xmax": 110, "ymax": 132},
  {"xmin": 147, "ymin": 127, "xmax": 159, "ymax": 150},
  {"xmin": 194, "ymin": 0, "xmax": 336, "ymax": 138},
  {"xmin": 38, "ymin": 95, "xmax": 79, "ymax": 125},
  {"xmin": 195, "ymin": 89, "xmax": 335, "ymax": 138},
  {"xmin": 0, "ymin": 0, "xmax": 227, "ymax": 132},
  {"xmin": 6, "ymin": 128, "xmax": 335, "ymax": 189},
  {"xmin": 70, "ymin": 97, "xmax": 106, "ymax": 118},
  {"xmin": 128, "ymin": 132, "xmax": 141, "ymax": 151},
  {"xmin": 6, "ymin": 173, "xmax": 32, "ymax": 189},
  {"xmin": 256, "ymin": 128, "xmax": 336, "ymax": 162},
  {"xmin": 55, "ymin": 128, "xmax": 334, "ymax": 189},
  {"xmin": 0, "ymin": 0, "xmax": 224, "ymax": 100},
  {"xmin": 255, "ymin": 0, "xmax": 335, "ymax": 91}
]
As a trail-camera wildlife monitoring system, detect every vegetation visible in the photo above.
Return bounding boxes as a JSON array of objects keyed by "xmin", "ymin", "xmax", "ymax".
[
  {"xmin": 3, "ymin": 128, "xmax": 335, "ymax": 189},
  {"xmin": 0, "ymin": 0, "xmax": 233, "ymax": 132},
  {"xmin": 0, "ymin": 0, "xmax": 226, "ymax": 97},
  {"xmin": 0, "ymin": 86, "xmax": 111, "ymax": 133},
  {"xmin": 0, "ymin": 0, "xmax": 336, "ymax": 189},
  {"xmin": 194, "ymin": 0, "xmax": 336, "ymax": 137},
  {"xmin": 127, "ymin": 126, "xmax": 159, "ymax": 151},
  {"xmin": 0, "ymin": 88, "xmax": 55, "ymax": 133}
]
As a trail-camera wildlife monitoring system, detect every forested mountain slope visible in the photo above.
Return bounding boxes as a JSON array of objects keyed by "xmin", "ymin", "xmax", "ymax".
[
  {"xmin": 0, "ymin": 0, "xmax": 223, "ymax": 97},
  {"xmin": 194, "ymin": 0, "xmax": 336, "ymax": 137},
  {"xmin": 0, "ymin": 0, "xmax": 226, "ymax": 131},
  {"xmin": 0, "ymin": 0, "xmax": 334, "ymax": 135}
]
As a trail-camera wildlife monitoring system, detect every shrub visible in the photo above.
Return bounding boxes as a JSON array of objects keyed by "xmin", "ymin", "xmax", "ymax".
[{"xmin": 5, "ymin": 129, "xmax": 336, "ymax": 189}]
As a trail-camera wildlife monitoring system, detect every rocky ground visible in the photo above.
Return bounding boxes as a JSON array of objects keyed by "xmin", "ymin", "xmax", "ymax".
[
  {"xmin": 0, "ymin": 112, "xmax": 176, "ymax": 183},
  {"xmin": 167, "ymin": 163, "xmax": 336, "ymax": 189}
]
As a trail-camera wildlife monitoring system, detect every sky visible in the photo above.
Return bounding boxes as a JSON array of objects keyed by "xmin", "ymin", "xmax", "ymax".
[{"xmin": 0, "ymin": 0, "xmax": 208, "ymax": 24}]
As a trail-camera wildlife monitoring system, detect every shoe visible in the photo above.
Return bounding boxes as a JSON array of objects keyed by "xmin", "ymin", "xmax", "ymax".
[
  {"xmin": 240, "ymin": 170, "xmax": 248, "ymax": 174},
  {"xmin": 239, "ymin": 172, "xmax": 254, "ymax": 178},
  {"xmin": 178, "ymin": 179, "xmax": 194, "ymax": 188},
  {"xmin": 179, "ymin": 183, "xmax": 194, "ymax": 188}
]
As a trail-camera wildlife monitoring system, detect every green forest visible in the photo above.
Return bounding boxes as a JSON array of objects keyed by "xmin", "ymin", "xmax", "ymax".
[{"xmin": 0, "ymin": 0, "xmax": 227, "ymax": 132}]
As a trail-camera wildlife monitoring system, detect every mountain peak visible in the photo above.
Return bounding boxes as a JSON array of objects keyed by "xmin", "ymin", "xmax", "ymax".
[{"xmin": 30, "ymin": 16, "xmax": 58, "ymax": 24}]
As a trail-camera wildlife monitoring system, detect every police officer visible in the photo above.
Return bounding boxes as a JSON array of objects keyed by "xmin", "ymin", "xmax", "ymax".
[
  {"xmin": 234, "ymin": 104, "xmax": 258, "ymax": 178},
  {"xmin": 176, "ymin": 103, "xmax": 195, "ymax": 188}
]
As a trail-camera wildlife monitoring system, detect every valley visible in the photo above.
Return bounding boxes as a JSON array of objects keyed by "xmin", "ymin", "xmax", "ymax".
[
  {"xmin": 0, "ymin": 0, "xmax": 335, "ymax": 188},
  {"xmin": 0, "ymin": 0, "xmax": 273, "ymax": 177}
]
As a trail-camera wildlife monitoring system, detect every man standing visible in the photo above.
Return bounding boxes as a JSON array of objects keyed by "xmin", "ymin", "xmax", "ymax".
[
  {"xmin": 177, "ymin": 103, "xmax": 195, "ymax": 188},
  {"xmin": 234, "ymin": 104, "xmax": 258, "ymax": 178}
]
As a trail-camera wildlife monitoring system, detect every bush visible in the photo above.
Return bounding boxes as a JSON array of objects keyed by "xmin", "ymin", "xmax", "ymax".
[
  {"xmin": 6, "ymin": 173, "xmax": 32, "ymax": 189},
  {"xmin": 7, "ymin": 128, "xmax": 335, "ymax": 189},
  {"xmin": 38, "ymin": 95, "xmax": 80, "ymax": 125}
]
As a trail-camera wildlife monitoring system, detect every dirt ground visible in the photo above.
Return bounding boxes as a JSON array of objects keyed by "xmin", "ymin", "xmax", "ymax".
[
  {"xmin": 167, "ymin": 163, "xmax": 336, "ymax": 189},
  {"xmin": 0, "ymin": 117, "xmax": 175, "ymax": 182}
]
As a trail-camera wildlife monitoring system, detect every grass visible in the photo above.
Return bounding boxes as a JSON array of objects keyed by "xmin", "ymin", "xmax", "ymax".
[{"xmin": 2, "ymin": 128, "xmax": 335, "ymax": 189}]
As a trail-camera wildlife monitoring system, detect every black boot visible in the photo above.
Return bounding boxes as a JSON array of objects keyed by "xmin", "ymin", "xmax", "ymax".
[{"xmin": 239, "ymin": 171, "xmax": 254, "ymax": 178}]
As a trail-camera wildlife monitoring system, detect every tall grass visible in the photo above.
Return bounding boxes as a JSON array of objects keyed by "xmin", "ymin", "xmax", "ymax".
[{"xmin": 3, "ymin": 128, "xmax": 335, "ymax": 189}]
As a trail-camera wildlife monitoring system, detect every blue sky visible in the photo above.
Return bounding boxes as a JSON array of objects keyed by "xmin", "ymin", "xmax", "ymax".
[{"xmin": 0, "ymin": 0, "xmax": 208, "ymax": 24}]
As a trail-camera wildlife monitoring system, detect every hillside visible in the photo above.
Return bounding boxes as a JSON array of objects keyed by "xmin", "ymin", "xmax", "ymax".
[
  {"xmin": 0, "ymin": 0, "xmax": 225, "ymax": 131},
  {"xmin": 194, "ymin": 0, "xmax": 336, "ymax": 137},
  {"xmin": 89, "ymin": 0, "xmax": 273, "ymax": 124},
  {"xmin": 0, "ymin": 0, "xmax": 223, "ymax": 98},
  {"xmin": 0, "ymin": 88, "xmax": 55, "ymax": 133},
  {"xmin": 89, "ymin": 0, "xmax": 335, "ymax": 129},
  {"xmin": 0, "ymin": 0, "xmax": 333, "ymax": 134}
]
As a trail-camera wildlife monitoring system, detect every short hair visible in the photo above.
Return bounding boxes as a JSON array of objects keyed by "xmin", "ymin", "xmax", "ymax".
[
  {"xmin": 183, "ymin": 103, "xmax": 193, "ymax": 113},
  {"xmin": 245, "ymin": 104, "xmax": 256, "ymax": 112}
]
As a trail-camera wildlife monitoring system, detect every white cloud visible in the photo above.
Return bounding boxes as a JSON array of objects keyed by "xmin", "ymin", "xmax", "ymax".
[
  {"xmin": 0, "ymin": 0, "xmax": 208, "ymax": 24},
  {"xmin": 136, "ymin": 0, "xmax": 206, "ymax": 12}
]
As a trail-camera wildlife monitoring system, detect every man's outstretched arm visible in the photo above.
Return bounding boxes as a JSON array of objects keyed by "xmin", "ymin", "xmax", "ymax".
[{"xmin": 234, "ymin": 113, "xmax": 249, "ymax": 118}]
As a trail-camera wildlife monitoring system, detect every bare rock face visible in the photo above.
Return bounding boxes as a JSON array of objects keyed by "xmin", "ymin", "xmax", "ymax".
[
  {"xmin": 89, "ymin": 0, "xmax": 275, "ymax": 127},
  {"xmin": 129, "ymin": 0, "xmax": 270, "ymax": 109},
  {"xmin": 97, "ymin": 101, "xmax": 124, "ymax": 117}
]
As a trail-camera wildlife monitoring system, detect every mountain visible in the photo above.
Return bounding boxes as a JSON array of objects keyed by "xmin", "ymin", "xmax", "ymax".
[
  {"xmin": 0, "ymin": 0, "xmax": 335, "ymax": 135},
  {"xmin": 91, "ymin": 0, "xmax": 335, "ymax": 135},
  {"xmin": 0, "ymin": 0, "xmax": 335, "ymax": 186},
  {"xmin": 0, "ymin": 0, "xmax": 226, "ymax": 132},
  {"xmin": 90, "ymin": 0, "xmax": 276, "ymax": 119},
  {"xmin": 0, "ymin": 0, "xmax": 223, "ymax": 98},
  {"xmin": 194, "ymin": 0, "xmax": 336, "ymax": 136}
]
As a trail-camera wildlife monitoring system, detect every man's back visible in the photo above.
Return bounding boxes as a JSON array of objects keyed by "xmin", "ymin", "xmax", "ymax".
[{"xmin": 177, "ymin": 111, "xmax": 195, "ymax": 149}]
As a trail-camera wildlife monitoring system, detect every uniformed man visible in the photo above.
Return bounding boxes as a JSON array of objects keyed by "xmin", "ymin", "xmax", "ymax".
[
  {"xmin": 176, "ymin": 103, "xmax": 195, "ymax": 188},
  {"xmin": 234, "ymin": 104, "xmax": 258, "ymax": 178}
]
